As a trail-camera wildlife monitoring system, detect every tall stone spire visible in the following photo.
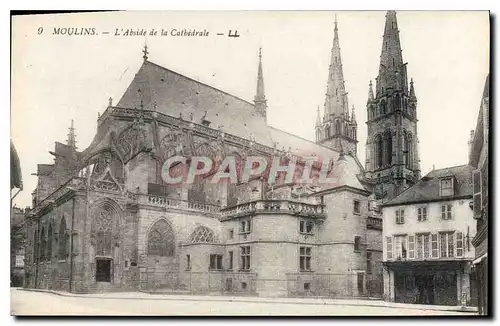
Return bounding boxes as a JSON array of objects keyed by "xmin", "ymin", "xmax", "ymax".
[
  {"xmin": 67, "ymin": 119, "xmax": 77, "ymax": 150},
  {"xmin": 316, "ymin": 15, "xmax": 357, "ymax": 155},
  {"xmin": 324, "ymin": 16, "xmax": 348, "ymax": 118},
  {"xmin": 364, "ymin": 10, "xmax": 420, "ymax": 201},
  {"xmin": 254, "ymin": 47, "xmax": 267, "ymax": 118},
  {"xmin": 377, "ymin": 11, "xmax": 408, "ymax": 94}
]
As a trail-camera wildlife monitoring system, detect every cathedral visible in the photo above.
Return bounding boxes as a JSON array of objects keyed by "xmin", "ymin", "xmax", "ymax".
[{"xmin": 23, "ymin": 11, "xmax": 419, "ymax": 298}]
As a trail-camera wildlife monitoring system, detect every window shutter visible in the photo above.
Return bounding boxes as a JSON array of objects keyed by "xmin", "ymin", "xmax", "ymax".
[{"xmin": 473, "ymin": 170, "xmax": 482, "ymax": 219}]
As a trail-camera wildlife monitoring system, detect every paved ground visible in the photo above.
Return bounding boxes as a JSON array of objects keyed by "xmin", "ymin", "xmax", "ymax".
[{"xmin": 10, "ymin": 288, "xmax": 477, "ymax": 316}]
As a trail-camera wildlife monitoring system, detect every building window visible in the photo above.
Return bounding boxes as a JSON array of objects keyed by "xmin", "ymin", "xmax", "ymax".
[
  {"xmin": 95, "ymin": 257, "xmax": 112, "ymax": 282},
  {"xmin": 58, "ymin": 217, "xmax": 68, "ymax": 259},
  {"xmin": 380, "ymin": 100, "xmax": 387, "ymax": 115},
  {"xmin": 456, "ymin": 232, "xmax": 464, "ymax": 257},
  {"xmin": 384, "ymin": 131, "xmax": 393, "ymax": 166},
  {"xmin": 40, "ymin": 227, "xmax": 46, "ymax": 262},
  {"xmin": 186, "ymin": 254, "xmax": 191, "ymax": 270},
  {"xmin": 415, "ymin": 234, "xmax": 430, "ymax": 259},
  {"xmin": 209, "ymin": 254, "xmax": 223, "ymax": 270},
  {"xmin": 417, "ymin": 207, "xmax": 427, "ymax": 222},
  {"xmin": 228, "ymin": 251, "xmax": 234, "ymax": 270},
  {"xmin": 408, "ymin": 236, "xmax": 415, "ymax": 259},
  {"xmin": 304, "ymin": 282, "xmax": 311, "ymax": 291},
  {"xmin": 376, "ymin": 135, "xmax": 383, "ymax": 168},
  {"xmin": 299, "ymin": 219, "xmax": 314, "ymax": 234},
  {"xmin": 189, "ymin": 226, "xmax": 216, "ymax": 243},
  {"xmin": 47, "ymin": 223, "xmax": 53, "ymax": 261},
  {"xmin": 240, "ymin": 246, "xmax": 251, "ymax": 270},
  {"xmin": 439, "ymin": 232, "xmax": 455, "ymax": 258},
  {"xmin": 440, "ymin": 178, "xmax": 454, "ymax": 197},
  {"xmin": 403, "ymin": 133, "xmax": 413, "ymax": 169},
  {"xmin": 367, "ymin": 251, "xmax": 372, "ymax": 274},
  {"xmin": 353, "ymin": 200, "xmax": 361, "ymax": 215},
  {"xmin": 386, "ymin": 236, "xmax": 393, "ymax": 260},
  {"xmin": 240, "ymin": 219, "xmax": 252, "ymax": 234},
  {"xmin": 441, "ymin": 204, "xmax": 452, "ymax": 220},
  {"xmin": 395, "ymin": 209, "xmax": 405, "ymax": 224},
  {"xmin": 354, "ymin": 236, "xmax": 361, "ymax": 252},
  {"xmin": 229, "ymin": 229, "xmax": 234, "ymax": 240},
  {"xmin": 147, "ymin": 220, "xmax": 176, "ymax": 257},
  {"xmin": 299, "ymin": 247, "xmax": 312, "ymax": 271},
  {"xmin": 431, "ymin": 234, "xmax": 438, "ymax": 258},
  {"xmin": 472, "ymin": 170, "xmax": 482, "ymax": 218},
  {"xmin": 394, "ymin": 235, "xmax": 408, "ymax": 259}
]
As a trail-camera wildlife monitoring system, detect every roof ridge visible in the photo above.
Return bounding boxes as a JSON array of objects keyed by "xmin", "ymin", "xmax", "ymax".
[
  {"xmin": 146, "ymin": 60, "xmax": 256, "ymax": 108},
  {"xmin": 426, "ymin": 164, "xmax": 470, "ymax": 175},
  {"xmin": 268, "ymin": 126, "xmax": 340, "ymax": 153}
]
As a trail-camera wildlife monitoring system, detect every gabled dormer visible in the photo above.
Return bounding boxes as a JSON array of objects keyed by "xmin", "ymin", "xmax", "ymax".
[{"xmin": 439, "ymin": 175, "xmax": 456, "ymax": 197}]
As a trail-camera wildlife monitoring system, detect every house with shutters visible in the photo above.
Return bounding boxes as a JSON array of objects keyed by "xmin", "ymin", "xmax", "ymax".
[
  {"xmin": 469, "ymin": 74, "xmax": 489, "ymax": 315},
  {"xmin": 380, "ymin": 165, "xmax": 476, "ymax": 306}
]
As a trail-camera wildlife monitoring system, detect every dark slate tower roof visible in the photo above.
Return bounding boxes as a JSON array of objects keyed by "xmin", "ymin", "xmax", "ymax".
[
  {"xmin": 376, "ymin": 10, "xmax": 409, "ymax": 94},
  {"xmin": 324, "ymin": 17, "xmax": 349, "ymax": 118}
]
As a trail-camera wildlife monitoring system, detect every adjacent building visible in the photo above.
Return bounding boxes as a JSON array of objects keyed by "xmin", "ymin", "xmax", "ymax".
[
  {"xmin": 469, "ymin": 75, "xmax": 489, "ymax": 315},
  {"xmin": 381, "ymin": 165, "xmax": 476, "ymax": 306}
]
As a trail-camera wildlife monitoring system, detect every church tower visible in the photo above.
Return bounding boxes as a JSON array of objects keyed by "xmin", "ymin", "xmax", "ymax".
[
  {"xmin": 365, "ymin": 11, "xmax": 421, "ymax": 200},
  {"xmin": 315, "ymin": 17, "xmax": 358, "ymax": 155}
]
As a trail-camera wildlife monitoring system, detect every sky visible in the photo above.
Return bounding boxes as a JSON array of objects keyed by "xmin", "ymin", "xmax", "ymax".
[{"xmin": 11, "ymin": 11, "xmax": 490, "ymax": 208}]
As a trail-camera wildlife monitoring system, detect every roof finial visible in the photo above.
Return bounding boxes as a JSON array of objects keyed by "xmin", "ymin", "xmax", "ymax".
[
  {"xmin": 108, "ymin": 97, "xmax": 113, "ymax": 107},
  {"xmin": 316, "ymin": 105, "xmax": 321, "ymax": 126},
  {"xmin": 142, "ymin": 43, "xmax": 149, "ymax": 61},
  {"xmin": 67, "ymin": 119, "xmax": 77, "ymax": 150},
  {"xmin": 259, "ymin": 47, "xmax": 262, "ymax": 60}
]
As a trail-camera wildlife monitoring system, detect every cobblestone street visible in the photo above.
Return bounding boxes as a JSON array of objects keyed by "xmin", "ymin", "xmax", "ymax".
[{"xmin": 10, "ymin": 289, "xmax": 477, "ymax": 316}]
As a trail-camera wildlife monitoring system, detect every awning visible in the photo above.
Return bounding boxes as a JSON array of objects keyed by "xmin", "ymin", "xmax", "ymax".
[{"xmin": 472, "ymin": 253, "xmax": 488, "ymax": 265}]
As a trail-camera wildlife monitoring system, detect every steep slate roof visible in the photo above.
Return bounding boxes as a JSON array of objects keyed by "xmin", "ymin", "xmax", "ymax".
[
  {"xmin": 113, "ymin": 58, "xmax": 366, "ymax": 191},
  {"xmin": 117, "ymin": 60, "xmax": 273, "ymax": 146},
  {"xmin": 383, "ymin": 164, "xmax": 473, "ymax": 207}
]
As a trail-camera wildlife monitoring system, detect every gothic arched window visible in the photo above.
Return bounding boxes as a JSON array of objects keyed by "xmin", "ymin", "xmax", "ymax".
[
  {"xmin": 95, "ymin": 209, "xmax": 113, "ymax": 256},
  {"xmin": 403, "ymin": 132, "xmax": 413, "ymax": 170},
  {"xmin": 394, "ymin": 94, "xmax": 401, "ymax": 110},
  {"xmin": 351, "ymin": 127, "xmax": 357, "ymax": 141},
  {"xmin": 380, "ymin": 100, "xmax": 387, "ymax": 115},
  {"xmin": 58, "ymin": 217, "xmax": 69, "ymax": 259},
  {"xmin": 110, "ymin": 153, "xmax": 124, "ymax": 179},
  {"xmin": 40, "ymin": 226, "xmax": 46, "ymax": 262},
  {"xmin": 189, "ymin": 226, "xmax": 216, "ymax": 244},
  {"xmin": 147, "ymin": 219, "xmax": 175, "ymax": 257},
  {"xmin": 335, "ymin": 120, "xmax": 341, "ymax": 135},
  {"xmin": 384, "ymin": 132, "xmax": 393, "ymax": 166},
  {"xmin": 47, "ymin": 223, "xmax": 53, "ymax": 261},
  {"xmin": 375, "ymin": 135, "xmax": 383, "ymax": 169},
  {"xmin": 324, "ymin": 125, "xmax": 330, "ymax": 139}
]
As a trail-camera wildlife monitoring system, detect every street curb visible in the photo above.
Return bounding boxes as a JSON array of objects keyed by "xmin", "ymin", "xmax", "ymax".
[{"xmin": 15, "ymin": 288, "xmax": 478, "ymax": 314}]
